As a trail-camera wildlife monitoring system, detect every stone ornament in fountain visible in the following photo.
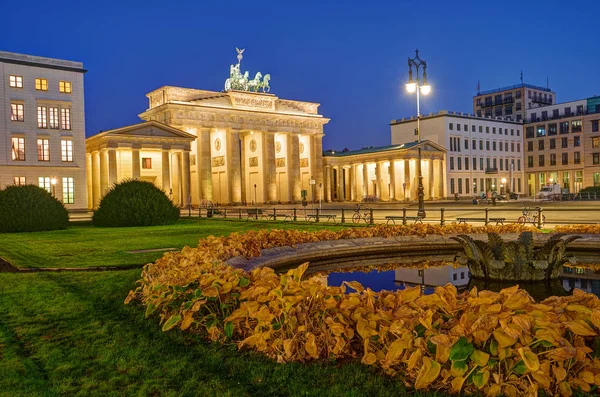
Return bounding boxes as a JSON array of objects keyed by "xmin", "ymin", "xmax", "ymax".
[{"xmin": 452, "ymin": 232, "xmax": 581, "ymax": 281}]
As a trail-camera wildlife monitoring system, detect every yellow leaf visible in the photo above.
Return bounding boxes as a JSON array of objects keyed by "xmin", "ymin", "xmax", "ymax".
[
  {"xmin": 407, "ymin": 349, "xmax": 422, "ymax": 370},
  {"xmin": 535, "ymin": 328, "xmax": 562, "ymax": 346},
  {"xmin": 356, "ymin": 319, "xmax": 372, "ymax": 340},
  {"xmin": 558, "ymin": 381, "xmax": 572, "ymax": 397},
  {"xmin": 564, "ymin": 321, "xmax": 597, "ymax": 336},
  {"xmin": 435, "ymin": 345, "xmax": 450, "ymax": 364},
  {"xmin": 518, "ymin": 347, "xmax": 540, "ymax": 372},
  {"xmin": 591, "ymin": 309, "xmax": 600, "ymax": 329},
  {"xmin": 283, "ymin": 338, "xmax": 294, "ymax": 358},
  {"xmin": 451, "ymin": 376, "xmax": 466, "ymax": 394},
  {"xmin": 180, "ymin": 312, "xmax": 194, "ymax": 330},
  {"xmin": 202, "ymin": 286, "xmax": 219, "ymax": 297},
  {"xmin": 571, "ymin": 379, "xmax": 591, "ymax": 392},
  {"xmin": 385, "ymin": 338, "xmax": 408, "ymax": 363},
  {"xmin": 486, "ymin": 384, "xmax": 502, "ymax": 397},
  {"xmin": 304, "ymin": 333, "xmax": 319, "ymax": 359},
  {"xmin": 343, "ymin": 281, "xmax": 365, "ymax": 293},
  {"xmin": 473, "ymin": 369, "xmax": 490, "ymax": 389},
  {"xmin": 450, "ymin": 360, "xmax": 468, "ymax": 377},
  {"xmin": 415, "ymin": 357, "xmax": 441, "ymax": 389},
  {"xmin": 580, "ymin": 370, "xmax": 595, "ymax": 384},
  {"xmin": 503, "ymin": 291, "xmax": 530, "ymax": 310},
  {"xmin": 470, "ymin": 349, "xmax": 490, "ymax": 367},
  {"xmin": 361, "ymin": 352, "xmax": 377, "ymax": 365},
  {"xmin": 429, "ymin": 334, "xmax": 459, "ymax": 348},
  {"xmin": 531, "ymin": 371, "xmax": 551, "ymax": 389},
  {"xmin": 493, "ymin": 329, "xmax": 517, "ymax": 349},
  {"xmin": 553, "ymin": 365, "xmax": 567, "ymax": 383},
  {"xmin": 547, "ymin": 347, "xmax": 577, "ymax": 361}
]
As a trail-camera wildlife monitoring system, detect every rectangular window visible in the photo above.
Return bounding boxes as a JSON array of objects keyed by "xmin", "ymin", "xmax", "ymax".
[
  {"xmin": 10, "ymin": 103, "xmax": 24, "ymax": 121},
  {"xmin": 9, "ymin": 75, "xmax": 23, "ymax": 88},
  {"xmin": 457, "ymin": 157, "xmax": 462, "ymax": 170},
  {"xmin": 37, "ymin": 138, "xmax": 50, "ymax": 161},
  {"xmin": 539, "ymin": 155, "xmax": 545, "ymax": 167},
  {"xmin": 449, "ymin": 157, "xmax": 454, "ymax": 170},
  {"xmin": 493, "ymin": 141, "xmax": 496, "ymax": 151},
  {"xmin": 593, "ymin": 137, "xmax": 600, "ymax": 149},
  {"xmin": 528, "ymin": 156, "xmax": 533, "ymax": 167},
  {"xmin": 39, "ymin": 177, "xmax": 51, "ymax": 193},
  {"xmin": 61, "ymin": 140, "xmax": 73, "ymax": 162},
  {"xmin": 37, "ymin": 106, "xmax": 47, "ymax": 128},
  {"xmin": 550, "ymin": 153, "xmax": 556, "ymax": 166},
  {"xmin": 35, "ymin": 78, "xmax": 48, "ymax": 91},
  {"xmin": 464, "ymin": 139, "xmax": 469, "ymax": 150},
  {"xmin": 530, "ymin": 113, "xmax": 537, "ymax": 123},
  {"xmin": 465, "ymin": 157, "xmax": 469, "ymax": 170},
  {"xmin": 457, "ymin": 124, "xmax": 461, "ymax": 131},
  {"xmin": 458, "ymin": 178, "xmax": 463, "ymax": 194},
  {"xmin": 49, "ymin": 107, "xmax": 59, "ymax": 129},
  {"xmin": 505, "ymin": 142, "xmax": 508, "ymax": 151},
  {"xmin": 486, "ymin": 127, "xmax": 490, "ymax": 133},
  {"xmin": 565, "ymin": 107, "xmax": 571, "ymax": 117},
  {"xmin": 493, "ymin": 127, "xmax": 496, "ymax": 134},
  {"xmin": 471, "ymin": 125, "xmax": 475, "ymax": 132},
  {"xmin": 595, "ymin": 173, "xmax": 600, "ymax": 187},
  {"xmin": 13, "ymin": 177, "xmax": 26, "ymax": 186},
  {"xmin": 479, "ymin": 126, "xmax": 483, "ymax": 133},
  {"xmin": 572, "ymin": 120, "xmax": 582, "ymax": 132},
  {"xmin": 541, "ymin": 111, "xmax": 548, "ymax": 121},
  {"xmin": 526, "ymin": 127, "xmax": 534, "ymax": 138},
  {"xmin": 472, "ymin": 157, "xmax": 477, "ymax": 170},
  {"xmin": 517, "ymin": 159, "xmax": 521, "ymax": 171},
  {"xmin": 548, "ymin": 123, "xmax": 557, "ymax": 136},
  {"xmin": 450, "ymin": 179, "xmax": 455, "ymax": 194},
  {"xmin": 11, "ymin": 137, "xmax": 25, "ymax": 161},
  {"xmin": 553, "ymin": 109, "xmax": 559, "ymax": 118},
  {"xmin": 61, "ymin": 108, "xmax": 71, "ymax": 130},
  {"xmin": 486, "ymin": 141, "xmax": 490, "ymax": 150},
  {"xmin": 536, "ymin": 125, "xmax": 546, "ymax": 137},
  {"xmin": 594, "ymin": 154, "xmax": 600, "ymax": 165},
  {"xmin": 560, "ymin": 122, "xmax": 569, "ymax": 134},
  {"xmin": 449, "ymin": 123, "xmax": 453, "ymax": 130},
  {"xmin": 538, "ymin": 140, "xmax": 545, "ymax": 150},
  {"xmin": 480, "ymin": 158, "xmax": 483, "ymax": 170},
  {"xmin": 62, "ymin": 177, "xmax": 74, "ymax": 204},
  {"xmin": 562, "ymin": 137, "xmax": 568, "ymax": 148},
  {"xmin": 574, "ymin": 151, "xmax": 581, "ymax": 164},
  {"xmin": 499, "ymin": 141, "xmax": 503, "ymax": 152},
  {"xmin": 479, "ymin": 140, "xmax": 483, "ymax": 150},
  {"xmin": 59, "ymin": 81, "xmax": 72, "ymax": 93},
  {"xmin": 511, "ymin": 142, "xmax": 515, "ymax": 152},
  {"xmin": 576, "ymin": 171, "xmax": 583, "ymax": 183},
  {"xmin": 562, "ymin": 153, "xmax": 568, "ymax": 165},
  {"xmin": 550, "ymin": 138, "xmax": 556, "ymax": 149},
  {"xmin": 142, "ymin": 158, "xmax": 152, "ymax": 169},
  {"xmin": 527, "ymin": 142, "xmax": 533, "ymax": 152},
  {"xmin": 473, "ymin": 179, "xmax": 478, "ymax": 192},
  {"xmin": 466, "ymin": 178, "xmax": 470, "ymax": 194},
  {"xmin": 472, "ymin": 140, "xmax": 476, "ymax": 150},
  {"xmin": 500, "ymin": 159, "xmax": 503, "ymax": 170},
  {"xmin": 593, "ymin": 120, "xmax": 599, "ymax": 133},
  {"xmin": 574, "ymin": 136, "xmax": 580, "ymax": 147}
]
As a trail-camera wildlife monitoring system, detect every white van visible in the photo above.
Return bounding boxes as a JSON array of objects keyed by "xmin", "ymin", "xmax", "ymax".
[{"xmin": 537, "ymin": 184, "xmax": 561, "ymax": 199}]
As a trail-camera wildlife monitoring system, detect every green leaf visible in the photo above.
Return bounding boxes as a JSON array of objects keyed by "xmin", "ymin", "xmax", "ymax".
[
  {"xmin": 239, "ymin": 277, "xmax": 250, "ymax": 287},
  {"xmin": 145, "ymin": 302, "xmax": 157, "ymax": 318},
  {"xmin": 449, "ymin": 337, "xmax": 474, "ymax": 361},
  {"xmin": 414, "ymin": 324, "xmax": 426, "ymax": 337},
  {"xmin": 193, "ymin": 288, "xmax": 203, "ymax": 299},
  {"xmin": 472, "ymin": 369, "xmax": 490, "ymax": 389},
  {"xmin": 489, "ymin": 339, "xmax": 498, "ymax": 356},
  {"xmin": 427, "ymin": 340, "xmax": 437, "ymax": 354},
  {"xmin": 224, "ymin": 321, "xmax": 234, "ymax": 338},
  {"xmin": 513, "ymin": 360, "xmax": 527, "ymax": 375},
  {"xmin": 162, "ymin": 314, "xmax": 181, "ymax": 331},
  {"xmin": 451, "ymin": 360, "xmax": 468, "ymax": 377}
]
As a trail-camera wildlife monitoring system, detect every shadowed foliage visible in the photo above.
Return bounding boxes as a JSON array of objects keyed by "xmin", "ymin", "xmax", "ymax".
[{"xmin": 0, "ymin": 185, "xmax": 69, "ymax": 233}]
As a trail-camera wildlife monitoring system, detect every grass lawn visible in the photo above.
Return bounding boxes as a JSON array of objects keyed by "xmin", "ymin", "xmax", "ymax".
[
  {"xmin": 0, "ymin": 270, "xmax": 448, "ymax": 397},
  {"xmin": 0, "ymin": 219, "xmax": 351, "ymax": 269}
]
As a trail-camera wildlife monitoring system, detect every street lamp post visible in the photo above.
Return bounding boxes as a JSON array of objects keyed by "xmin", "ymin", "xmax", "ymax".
[
  {"xmin": 51, "ymin": 177, "xmax": 57, "ymax": 198},
  {"xmin": 406, "ymin": 49, "xmax": 431, "ymax": 218}
]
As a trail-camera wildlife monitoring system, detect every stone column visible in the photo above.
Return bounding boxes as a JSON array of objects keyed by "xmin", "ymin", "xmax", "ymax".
[
  {"xmin": 86, "ymin": 153, "xmax": 93, "ymax": 210},
  {"xmin": 428, "ymin": 159, "xmax": 435, "ymax": 199},
  {"xmin": 324, "ymin": 165, "xmax": 330, "ymax": 202},
  {"xmin": 356, "ymin": 164, "xmax": 364, "ymax": 200},
  {"xmin": 240, "ymin": 134, "xmax": 247, "ymax": 204},
  {"xmin": 182, "ymin": 150, "xmax": 191, "ymax": 207},
  {"xmin": 350, "ymin": 165, "xmax": 356, "ymax": 201},
  {"xmin": 162, "ymin": 148, "xmax": 171, "ymax": 194},
  {"xmin": 439, "ymin": 158, "xmax": 445, "ymax": 198},
  {"xmin": 171, "ymin": 152, "xmax": 180, "ymax": 205},
  {"xmin": 375, "ymin": 161, "xmax": 383, "ymax": 200},
  {"xmin": 404, "ymin": 159, "xmax": 411, "ymax": 200},
  {"xmin": 100, "ymin": 149, "xmax": 108, "ymax": 196},
  {"xmin": 92, "ymin": 151, "xmax": 100, "ymax": 207},
  {"xmin": 389, "ymin": 160, "xmax": 396, "ymax": 201},
  {"xmin": 132, "ymin": 147, "xmax": 141, "ymax": 180},
  {"xmin": 289, "ymin": 134, "xmax": 301, "ymax": 202},
  {"xmin": 108, "ymin": 148, "xmax": 117, "ymax": 187},
  {"xmin": 362, "ymin": 163, "xmax": 369, "ymax": 198},
  {"xmin": 228, "ymin": 129, "xmax": 242, "ymax": 204},
  {"xmin": 264, "ymin": 132, "xmax": 277, "ymax": 203},
  {"xmin": 197, "ymin": 128, "xmax": 212, "ymax": 201},
  {"xmin": 311, "ymin": 134, "xmax": 324, "ymax": 202}
]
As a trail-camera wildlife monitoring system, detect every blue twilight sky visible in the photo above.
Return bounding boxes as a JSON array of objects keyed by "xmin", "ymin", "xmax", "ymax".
[{"xmin": 2, "ymin": 0, "xmax": 599, "ymax": 151}]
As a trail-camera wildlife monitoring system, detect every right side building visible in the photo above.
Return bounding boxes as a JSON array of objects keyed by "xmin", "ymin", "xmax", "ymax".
[{"xmin": 523, "ymin": 96, "xmax": 600, "ymax": 196}]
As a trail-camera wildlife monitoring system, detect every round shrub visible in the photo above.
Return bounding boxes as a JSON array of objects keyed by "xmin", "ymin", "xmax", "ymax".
[
  {"xmin": 0, "ymin": 185, "xmax": 69, "ymax": 233},
  {"xmin": 93, "ymin": 179, "xmax": 179, "ymax": 227}
]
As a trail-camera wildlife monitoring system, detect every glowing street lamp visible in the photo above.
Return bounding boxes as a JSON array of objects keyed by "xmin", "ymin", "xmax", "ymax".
[
  {"xmin": 406, "ymin": 49, "xmax": 431, "ymax": 218},
  {"xmin": 51, "ymin": 177, "xmax": 57, "ymax": 197}
]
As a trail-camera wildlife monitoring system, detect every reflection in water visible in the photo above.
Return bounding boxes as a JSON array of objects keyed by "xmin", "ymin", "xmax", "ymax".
[{"xmin": 326, "ymin": 264, "xmax": 600, "ymax": 301}]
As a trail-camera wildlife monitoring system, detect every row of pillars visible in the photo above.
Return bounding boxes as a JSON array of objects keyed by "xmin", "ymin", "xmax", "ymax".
[{"xmin": 324, "ymin": 158, "xmax": 444, "ymax": 202}]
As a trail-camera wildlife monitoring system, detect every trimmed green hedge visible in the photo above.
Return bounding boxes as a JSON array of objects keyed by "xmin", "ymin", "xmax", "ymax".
[
  {"xmin": 0, "ymin": 185, "xmax": 69, "ymax": 233},
  {"xmin": 93, "ymin": 180, "xmax": 179, "ymax": 227}
]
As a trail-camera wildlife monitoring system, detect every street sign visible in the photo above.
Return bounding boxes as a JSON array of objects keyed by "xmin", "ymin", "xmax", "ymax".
[{"xmin": 309, "ymin": 179, "xmax": 316, "ymax": 185}]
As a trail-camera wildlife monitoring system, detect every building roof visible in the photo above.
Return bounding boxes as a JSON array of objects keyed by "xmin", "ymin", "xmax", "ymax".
[
  {"xmin": 390, "ymin": 110, "xmax": 523, "ymax": 126},
  {"xmin": 323, "ymin": 140, "xmax": 445, "ymax": 157},
  {"xmin": 86, "ymin": 121, "xmax": 196, "ymax": 142},
  {"xmin": 0, "ymin": 50, "xmax": 87, "ymax": 73},
  {"xmin": 476, "ymin": 83, "xmax": 552, "ymax": 96}
]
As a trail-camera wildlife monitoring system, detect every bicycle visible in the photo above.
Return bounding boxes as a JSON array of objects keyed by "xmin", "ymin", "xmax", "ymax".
[
  {"xmin": 352, "ymin": 204, "xmax": 372, "ymax": 224},
  {"xmin": 516, "ymin": 207, "xmax": 546, "ymax": 227}
]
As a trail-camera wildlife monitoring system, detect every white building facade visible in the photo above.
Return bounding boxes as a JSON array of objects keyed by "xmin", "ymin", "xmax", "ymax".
[
  {"xmin": 391, "ymin": 111, "xmax": 525, "ymax": 197},
  {"xmin": 0, "ymin": 51, "xmax": 87, "ymax": 210}
]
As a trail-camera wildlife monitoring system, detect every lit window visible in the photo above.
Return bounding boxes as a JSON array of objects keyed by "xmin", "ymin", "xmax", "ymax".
[
  {"xmin": 39, "ymin": 177, "xmax": 51, "ymax": 193},
  {"xmin": 37, "ymin": 138, "xmax": 50, "ymax": 161},
  {"xmin": 9, "ymin": 75, "xmax": 23, "ymax": 88},
  {"xmin": 60, "ymin": 108, "xmax": 71, "ymax": 130},
  {"xmin": 10, "ymin": 103, "xmax": 24, "ymax": 121},
  {"xmin": 61, "ymin": 140, "xmax": 73, "ymax": 162},
  {"xmin": 11, "ymin": 137, "xmax": 25, "ymax": 161},
  {"xmin": 59, "ymin": 81, "xmax": 72, "ymax": 93},
  {"xmin": 49, "ymin": 107, "xmax": 59, "ymax": 129},
  {"xmin": 35, "ymin": 78, "xmax": 48, "ymax": 91},
  {"xmin": 13, "ymin": 177, "xmax": 26, "ymax": 185},
  {"xmin": 142, "ymin": 158, "xmax": 152, "ymax": 169},
  {"xmin": 62, "ymin": 177, "xmax": 74, "ymax": 204},
  {"xmin": 37, "ymin": 106, "xmax": 47, "ymax": 128}
]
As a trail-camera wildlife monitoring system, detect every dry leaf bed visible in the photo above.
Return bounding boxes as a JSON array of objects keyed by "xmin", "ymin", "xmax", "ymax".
[{"xmin": 126, "ymin": 224, "xmax": 600, "ymax": 396}]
